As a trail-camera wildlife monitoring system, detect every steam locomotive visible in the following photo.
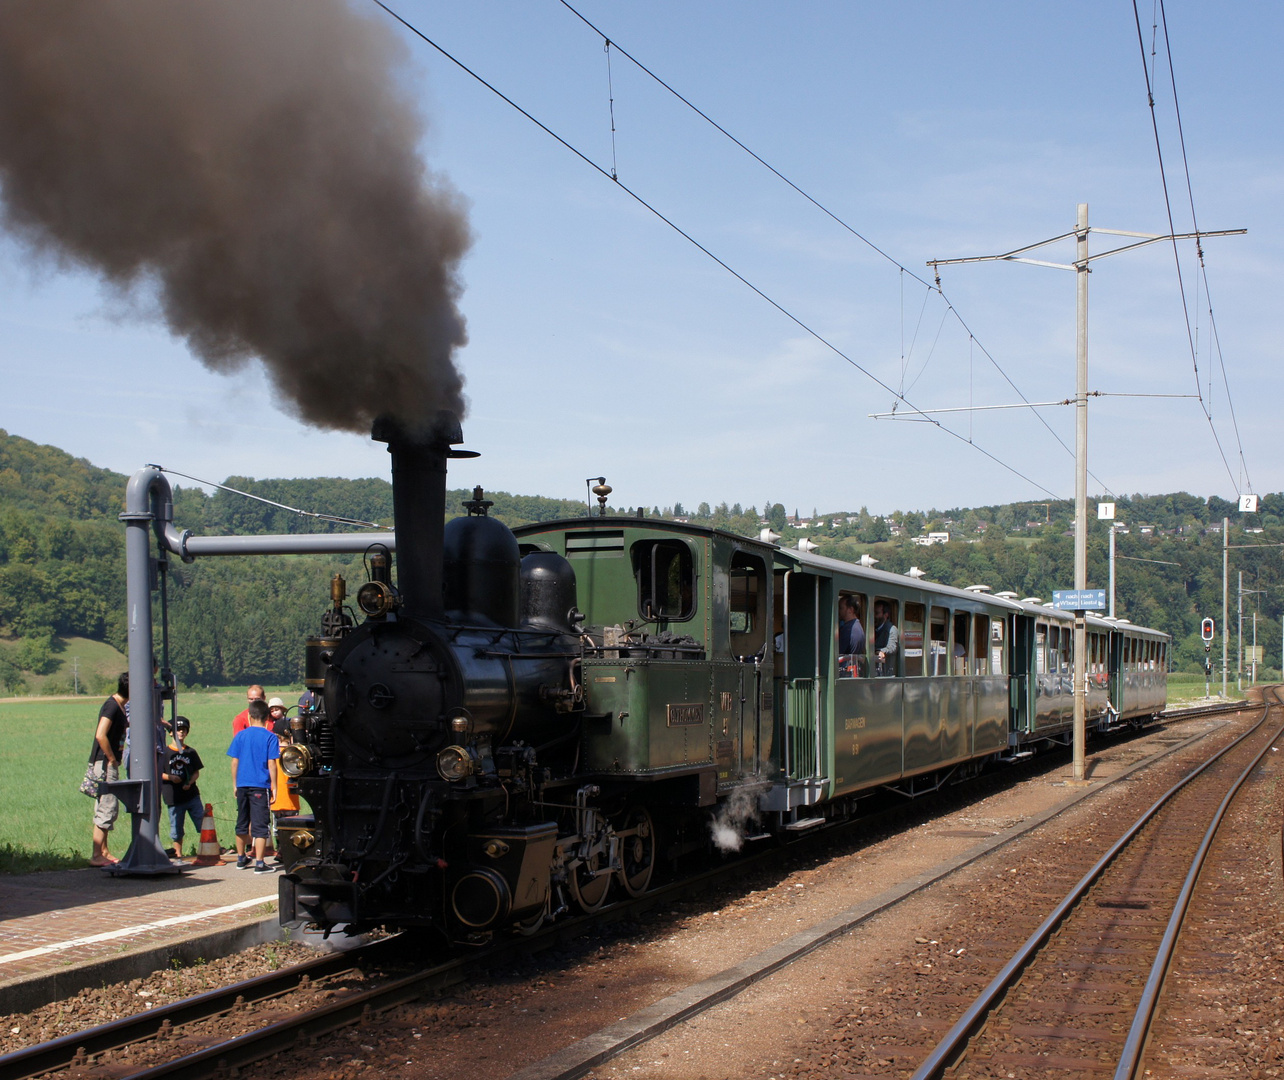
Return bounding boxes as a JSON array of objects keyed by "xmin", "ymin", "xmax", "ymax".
[{"xmin": 277, "ymin": 417, "xmax": 1169, "ymax": 941}]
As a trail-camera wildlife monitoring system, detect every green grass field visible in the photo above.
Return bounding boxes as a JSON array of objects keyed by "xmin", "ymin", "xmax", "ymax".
[{"xmin": 0, "ymin": 687, "xmax": 300, "ymax": 873}]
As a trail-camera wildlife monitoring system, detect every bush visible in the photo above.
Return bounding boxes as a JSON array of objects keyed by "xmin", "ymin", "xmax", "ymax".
[
  {"xmin": 15, "ymin": 633, "xmax": 59, "ymax": 676},
  {"xmin": 0, "ymin": 652, "xmax": 25, "ymax": 694}
]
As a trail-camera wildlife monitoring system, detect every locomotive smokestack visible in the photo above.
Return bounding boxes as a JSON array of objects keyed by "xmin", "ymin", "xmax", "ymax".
[{"xmin": 373, "ymin": 413, "xmax": 470, "ymax": 620}]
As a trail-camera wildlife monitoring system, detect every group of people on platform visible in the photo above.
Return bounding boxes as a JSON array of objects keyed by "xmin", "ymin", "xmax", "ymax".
[{"xmin": 85, "ymin": 677, "xmax": 313, "ymax": 871}]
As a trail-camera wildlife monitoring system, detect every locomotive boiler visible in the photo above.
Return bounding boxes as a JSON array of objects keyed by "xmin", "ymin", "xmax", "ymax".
[{"xmin": 280, "ymin": 416, "xmax": 647, "ymax": 938}]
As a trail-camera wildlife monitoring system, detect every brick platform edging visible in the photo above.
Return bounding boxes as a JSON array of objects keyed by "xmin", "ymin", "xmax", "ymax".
[{"xmin": 0, "ymin": 916, "xmax": 291, "ymax": 1015}]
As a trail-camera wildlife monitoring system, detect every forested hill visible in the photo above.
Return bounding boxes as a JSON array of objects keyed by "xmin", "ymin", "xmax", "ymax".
[
  {"xmin": 2, "ymin": 427, "xmax": 1281, "ymax": 689},
  {"xmin": 0, "ymin": 429, "xmax": 586, "ymax": 691}
]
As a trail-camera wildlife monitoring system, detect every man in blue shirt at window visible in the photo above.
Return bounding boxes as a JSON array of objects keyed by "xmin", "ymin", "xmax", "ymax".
[
  {"xmin": 227, "ymin": 698, "xmax": 280, "ymax": 873},
  {"xmin": 839, "ymin": 595, "xmax": 866, "ymax": 656}
]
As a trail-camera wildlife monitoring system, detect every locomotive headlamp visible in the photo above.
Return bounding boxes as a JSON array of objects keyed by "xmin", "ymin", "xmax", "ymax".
[
  {"xmin": 356, "ymin": 580, "xmax": 397, "ymax": 617},
  {"xmin": 436, "ymin": 744, "xmax": 476, "ymax": 781},
  {"xmin": 279, "ymin": 743, "xmax": 314, "ymax": 778}
]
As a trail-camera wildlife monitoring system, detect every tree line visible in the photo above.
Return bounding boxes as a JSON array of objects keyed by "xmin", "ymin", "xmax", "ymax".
[{"xmin": 1, "ymin": 428, "xmax": 1279, "ymax": 689}]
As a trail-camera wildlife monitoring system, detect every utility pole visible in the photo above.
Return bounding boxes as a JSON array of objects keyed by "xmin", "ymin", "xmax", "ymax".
[
  {"xmin": 1251, "ymin": 611, "xmax": 1257, "ymax": 685},
  {"xmin": 927, "ymin": 208, "xmax": 1241, "ymax": 782},
  {"xmin": 1108, "ymin": 522, "xmax": 1116, "ymax": 619},
  {"xmin": 1222, "ymin": 517, "xmax": 1229, "ymax": 698},
  {"xmin": 72, "ymin": 656, "xmax": 79, "ymax": 696},
  {"xmin": 1072, "ymin": 203, "xmax": 1088, "ymax": 783},
  {"xmin": 1237, "ymin": 570, "xmax": 1243, "ymax": 694}
]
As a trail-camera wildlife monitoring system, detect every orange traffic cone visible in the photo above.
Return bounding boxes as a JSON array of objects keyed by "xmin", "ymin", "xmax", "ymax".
[{"xmin": 192, "ymin": 803, "xmax": 224, "ymax": 866}]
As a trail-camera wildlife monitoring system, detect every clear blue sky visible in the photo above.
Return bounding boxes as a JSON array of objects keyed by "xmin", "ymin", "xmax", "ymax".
[{"xmin": 2, "ymin": 1, "xmax": 1279, "ymax": 517}]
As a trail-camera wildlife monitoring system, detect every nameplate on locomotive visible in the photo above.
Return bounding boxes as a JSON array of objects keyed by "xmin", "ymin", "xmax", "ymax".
[{"xmin": 666, "ymin": 703, "xmax": 705, "ymax": 727}]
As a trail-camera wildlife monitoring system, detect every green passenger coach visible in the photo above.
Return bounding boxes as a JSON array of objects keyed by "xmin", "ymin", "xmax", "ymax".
[{"xmin": 513, "ymin": 515, "xmax": 1168, "ymax": 833}]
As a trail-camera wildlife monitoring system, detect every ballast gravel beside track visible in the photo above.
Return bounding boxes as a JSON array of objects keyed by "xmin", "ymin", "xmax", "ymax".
[{"xmin": 3, "ymin": 698, "xmax": 1267, "ymax": 1080}]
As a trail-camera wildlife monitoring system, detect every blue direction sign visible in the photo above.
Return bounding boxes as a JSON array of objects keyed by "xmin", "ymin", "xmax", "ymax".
[{"xmin": 1052, "ymin": 589, "xmax": 1107, "ymax": 611}]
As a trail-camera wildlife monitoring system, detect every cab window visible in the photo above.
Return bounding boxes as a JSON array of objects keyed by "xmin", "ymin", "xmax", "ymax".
[
  {"xmin": 633, "ymin": 539, "xmax": 694, "ymax": 621},
  {"xmin": 729, "ymin": 553, "xmax": 767, "ymax": 657}
]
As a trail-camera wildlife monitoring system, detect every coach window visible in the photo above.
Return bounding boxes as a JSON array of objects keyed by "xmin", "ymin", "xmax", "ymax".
[
  {"xmin": 838, "ymin": 591, "xmax": 868, "ymax": 678},
  {"xmin": 990, "ymin": 618, "xmax": 1006, "ymax": 675},
  {"xmin": 1035, "ymin": 622, "xmax": 1047, "ymax": 675},
  {"xmin": 729, "ymin": 553, "xmax": 767, "ymax": 658},
  {"xmin": 1060, "ymin": 627, "xmax": 1072, "ymax": 673},
  {"xmin": 951, "ymin": 612, "xmax": 969, "ymax": 675},
  {"xmin": 633, "ymin": 539, "xmax": 695, "ymax": 622},
  {"xmin": 929, "ymin": 607, "xmax": 949, "ymax": 676},
  {"xmin": 902, "ymin": 603, "xmax": 925, "ymax": 677},
  {"xmin": 1047, "ymin": 625, "xmax": 1061, "ymax": 673},
  {"xmin": 972, "ymin": 615, "xmax": 989, "ymax": 675},
  {"xmin": 872, "ymin": 596, "xmax": 900, "ymax": 676}
]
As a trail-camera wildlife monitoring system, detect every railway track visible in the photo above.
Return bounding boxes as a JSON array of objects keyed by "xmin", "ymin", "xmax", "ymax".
[
  {"xmin": 910, "ymin": 686, "xmax": 1283, "ymax": 1080},
  {"xmin": 0, "ymin": 695, "xmax": 1257, "ymax": 1080}
]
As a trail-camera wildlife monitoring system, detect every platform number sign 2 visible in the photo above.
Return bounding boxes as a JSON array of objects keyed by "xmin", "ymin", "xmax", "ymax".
[{"xmin": 1201, "ymin": 618, "xmax": 1215, "ymax": 646}]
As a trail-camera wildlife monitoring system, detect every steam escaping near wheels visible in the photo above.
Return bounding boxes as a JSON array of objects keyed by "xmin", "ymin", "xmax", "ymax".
[
  {"xmin": 710, "ymin": 788, "xmax": 762, "ymax": 853},
  {"xmin": 0, "ymin": 0, "xmax": 471, "ymax": 435}
]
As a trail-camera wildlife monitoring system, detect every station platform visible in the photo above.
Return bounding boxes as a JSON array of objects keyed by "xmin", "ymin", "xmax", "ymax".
[{"xmin": 0, "ymin": 857, "xmax": 286, "ymax": 1014}]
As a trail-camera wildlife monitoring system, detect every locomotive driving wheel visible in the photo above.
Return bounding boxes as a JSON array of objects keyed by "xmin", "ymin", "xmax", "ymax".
[
  {"xmin": 569, "ymin": 850, "xmax": 612, "ymax": 913},
  {"xmin": 616, "ymin": 805, "xmax": 656, "ymax": 897}
]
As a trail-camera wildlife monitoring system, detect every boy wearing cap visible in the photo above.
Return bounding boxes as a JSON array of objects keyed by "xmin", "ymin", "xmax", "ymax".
[
  {"xmin": 161, "ymin": 716, "xmax": 204, "ymax": 859},
  {"xmin": 267, "ymin": 697, "xmax": 289, "ymax": 735},
  {"xmin": 227, "ymin": 698, "xmax": 279, "ymax": 873}
]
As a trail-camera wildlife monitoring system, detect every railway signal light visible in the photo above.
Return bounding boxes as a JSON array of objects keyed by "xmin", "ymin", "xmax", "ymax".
[{"xmin": 1201, "ymin": 617, "xmax": 1214, "ymax": 646}]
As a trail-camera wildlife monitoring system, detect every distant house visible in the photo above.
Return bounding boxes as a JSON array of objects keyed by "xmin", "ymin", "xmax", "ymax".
[{"xmin": 912, "ymin": 532, "xmax": 949, "ymax": 546}]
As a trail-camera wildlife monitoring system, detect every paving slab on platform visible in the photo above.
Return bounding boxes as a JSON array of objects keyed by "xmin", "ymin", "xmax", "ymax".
[{"xmin": 0, "ymin": 858, "xmax": 283, "ymax": 1007}]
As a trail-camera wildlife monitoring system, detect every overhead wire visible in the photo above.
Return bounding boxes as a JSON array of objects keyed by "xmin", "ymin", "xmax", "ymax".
[
  {"xmin": 554, "ymin": 0, "xmax": 1115, "ymax": 495},
  {"xmin": 1156, "ymin": 0, "xmax": 1253, "ymax": 493},
  {"xmin": 1130, "ymin": 0, "xmax": 1246, "ymax": 495},
  {"xmin": 160, "ymin": 468, "xmax": 389, "ymax": 529},
  {"xmin": 370, "ymin": 0, "xmax": 1065, "ymax": 499}
]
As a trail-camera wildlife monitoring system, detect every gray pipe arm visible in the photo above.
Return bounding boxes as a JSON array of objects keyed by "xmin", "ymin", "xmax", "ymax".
[{"xmin": 161, "ymin": 527, "xmax": 397, "ymax": 559}]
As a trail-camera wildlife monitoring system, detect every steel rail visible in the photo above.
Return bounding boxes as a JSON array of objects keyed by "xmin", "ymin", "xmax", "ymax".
[
  {"xmin": 99, "ymin": 849, "xmax": 802, "ymax": 1080},
  {"xmin": 910, "ymin": 693, "xmax": 1278, "ymax": 1080},
  {"xmin": 22, "ymin": 750, "xmax": 1065, "ymax": 1080},
  {"xmin": 0, "ymin": 936, "xmax": 405, "ymax": 1080},
  {"xmin": 4, "ymin": 698, "xmax": 1240, "ymax": 1080},
  {"xmin": 1158, "ymin": 697, "xmax": 1250, "ymax": 721},
  {"xmin": 1115, "ymin": 684, "xmax": 1284, "ymax": 1080}
]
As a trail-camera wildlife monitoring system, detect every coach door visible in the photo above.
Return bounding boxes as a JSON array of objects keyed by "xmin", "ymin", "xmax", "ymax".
[
  {"xmin": 729, "ymin": 552, "xmax": 769, "ymax": 778},
  {"xmin": 1009, "ymin": 614, "xmax": 1036, "ymax": 736}
]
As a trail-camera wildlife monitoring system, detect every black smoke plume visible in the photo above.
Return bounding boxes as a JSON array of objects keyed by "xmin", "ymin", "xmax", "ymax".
[{"xmin": 0, "ymin": 1, "xmax": 470, "ymax": 433}]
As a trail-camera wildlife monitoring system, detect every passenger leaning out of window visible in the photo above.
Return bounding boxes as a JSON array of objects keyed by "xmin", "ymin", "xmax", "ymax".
[{"xmin": 874, "ymin": 601, "xmax": 899, "ymax": 676}]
